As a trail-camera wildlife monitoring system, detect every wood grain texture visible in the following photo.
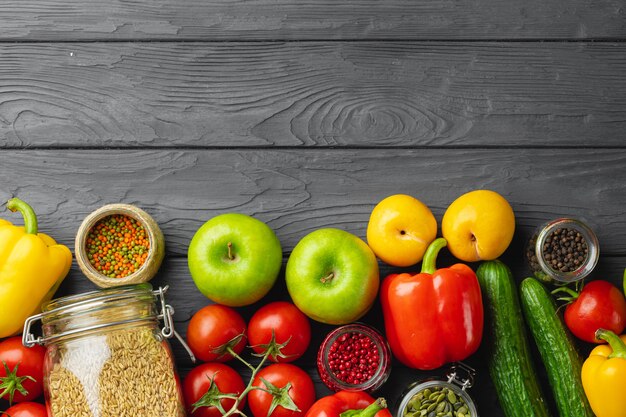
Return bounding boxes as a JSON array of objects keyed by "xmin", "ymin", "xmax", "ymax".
[
  {"xmin": 0, "ymin": 42, "xmax": 625, "ymax": 148},
  {"xmin": 1, "ymin": 148, "xmax": 626, "ymax": 256},
  {"xmin": 0, "ymin": 0, "xmax": 624, "ymax": 41}
]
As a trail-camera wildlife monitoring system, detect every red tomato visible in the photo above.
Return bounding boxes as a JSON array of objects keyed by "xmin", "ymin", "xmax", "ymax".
[
  {"xmin": 248, "ymin": 302, "xmax": 311, "ymax": 362},
  {"xmin": 1, "ymin": 402, "xmax": 47, "ymax": 417},
  {"xmin": 0, "ymin": 337, "xmax": 46, "ymax": 403},
  {"xmin": 249, "ymin": 364, "xmax": 315, "ymax": 417},
  {"xmin": 182, "ymin": 363, "xmax": 246, "ymax": 417},
  {"xmin": 187, "ymin": 305, "xmax": 247, "ymax": 362},
  {"xmin": 563, "ymin": 280, "xmax": 626, "ymax": 343},
  {"xmin": 305, "ymin": 391, "xmax": 392, "ymax": 417}
]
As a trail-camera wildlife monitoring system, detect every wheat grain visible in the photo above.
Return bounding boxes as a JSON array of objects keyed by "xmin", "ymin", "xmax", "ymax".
[{"xmin": 47, "ymin": 326, "xmax": 185, "ymax": 417}]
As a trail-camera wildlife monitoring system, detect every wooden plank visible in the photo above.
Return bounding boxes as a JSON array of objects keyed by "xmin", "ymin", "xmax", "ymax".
[
  {"xmin": 1, "ymin": 148, "xmax": 625, "ymax": 256},
  {"xmin": 0, "ymin": 0, "xmax": 624, "ymax": 41},
  {"xmin": 0, "ymin": 42, "xmax": 625, "ymax": 148}
]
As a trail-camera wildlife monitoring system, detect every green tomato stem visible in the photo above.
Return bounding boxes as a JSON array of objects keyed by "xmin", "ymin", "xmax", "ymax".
[
  {"xmin": 6, "ymin": 198, "xmax": 38, "ymax": 235},
  {"xmin": 420, "ymin": 238, "xmax": 447, "ymax": 274},
  {"xmin": 227, "ymin": 346, "xmax": 255, "ymax": 372},
  {"xmin": 221, "ymin": 346, "xmax": 271, "ymax": 417},
  {"xmin": 550, "ymin": 285, "xmax": 580, "ymax": 302}
]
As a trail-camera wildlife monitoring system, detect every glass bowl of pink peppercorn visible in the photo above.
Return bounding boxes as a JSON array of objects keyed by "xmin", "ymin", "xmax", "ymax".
[{"xmin": 317, "ymin": 323, "xmax": 391, "ymax": 393}]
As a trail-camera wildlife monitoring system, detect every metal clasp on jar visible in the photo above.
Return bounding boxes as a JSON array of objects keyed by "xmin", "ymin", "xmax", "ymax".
[
  {"xmin": 154, "ymin": 286, "xmax": 196, "ymax": 362},
  {"xmin": 446, "ymin": 362, "xmax": 475, "ymax": 391}
]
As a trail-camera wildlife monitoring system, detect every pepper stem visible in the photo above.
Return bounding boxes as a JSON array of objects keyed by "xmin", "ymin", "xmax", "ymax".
[
  {"xmin": 596, "ymin": 329, "xmax": 626, "ymax": 360},
  {"xmin": 420, "ymin": 238, "xmax": 447, "ymax": 274},
  {"xmin": 339, "ymin": 398, "xmax": 387, "ymax": 417},
  {"xmin": 6, "ymin": 198, "xmax": 38, "ymax": 235}
]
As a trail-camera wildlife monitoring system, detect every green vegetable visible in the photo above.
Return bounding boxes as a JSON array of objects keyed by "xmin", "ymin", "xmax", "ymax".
[
  {"xmin": 476, "ymin": 260, "xmax": 552, "ymax": 417},
  {"xmin": 520, "ymin": 277, "xmax": 594, "ymax": 417}
]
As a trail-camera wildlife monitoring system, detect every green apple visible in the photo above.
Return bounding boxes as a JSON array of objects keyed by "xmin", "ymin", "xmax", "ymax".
[
  {"xmin": 285, "ymin": 228, "xmax": 380, "ymax": 324},
  {"xmin": 188, "ymin": 213, "xmax": 282, "ymax": 306}
]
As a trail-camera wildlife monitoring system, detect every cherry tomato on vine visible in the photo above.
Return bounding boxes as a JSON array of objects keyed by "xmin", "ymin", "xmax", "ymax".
[
  {"xmin": 248, "ymin": 302, "xmax": 311, "ymax": 362},
  {"xmin": 560, "ymin": 280, "xmax": 626, "ymax": 343},
  {"xmin": 182, "ymin": 363, "xmax": 246, "ymax": 417},
  {"xmin": 0, "ymin": 337, "xmax": 45, "ymax": 404},
  {"xmin": 1, "ymin": 401, "xmax": 47, "ymax": 417},
  {"xmin": 249, "ymin": 364, "xmax": 315, "ymax": 417},
  {"xmin": 187, "ymin": 305, "xmax": 247, "ymax": 362}
]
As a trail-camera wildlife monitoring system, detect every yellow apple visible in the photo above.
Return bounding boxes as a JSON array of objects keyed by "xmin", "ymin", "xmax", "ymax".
[
  {"xmin": 366, "ymin": 194, "xmax": 437, "ymax": 267},
  {"xmin": 442, "ymin": 190, "xmax": 515, "ymax": 262}
]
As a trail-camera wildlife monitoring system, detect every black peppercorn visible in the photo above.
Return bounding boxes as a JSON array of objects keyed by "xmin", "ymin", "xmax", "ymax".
[
  {"xmin": 541, "ymin": 228, "xmax": 588, "ymax": 273},
  {"xmin": 526, "ymin": 218, "xmax": 599, "ymax": 284}
]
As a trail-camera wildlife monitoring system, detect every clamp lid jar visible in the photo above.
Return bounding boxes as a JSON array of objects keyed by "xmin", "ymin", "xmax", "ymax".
[
  {"xmin": 397, "ymin": 363, "xmax": 478, "ymax": 417},
  {"xmin": 23, "ymin": 284, "xmax": 188, "ymax": 417},
  {"xmin": 525, "ymin": 218, "xmax": 599, "ymax": 284}
]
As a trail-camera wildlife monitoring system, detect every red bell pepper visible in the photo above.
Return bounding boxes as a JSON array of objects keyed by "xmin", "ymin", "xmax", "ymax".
[
  {"xmin": 380, "ymin": 238, "xmax": 483, "ymax": 370},
  {"xmin": 304, "ymin": 391, "xmax": 390, "ymax": 417}
]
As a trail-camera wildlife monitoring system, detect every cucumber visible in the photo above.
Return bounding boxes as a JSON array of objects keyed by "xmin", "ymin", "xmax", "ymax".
[
  {"xmin": 519, "ymin": 277, "xmax": 594, "ymax": 417},
  {"xmin": 476, "ymin": 260, "xmax": 552, "ymax": 417}
]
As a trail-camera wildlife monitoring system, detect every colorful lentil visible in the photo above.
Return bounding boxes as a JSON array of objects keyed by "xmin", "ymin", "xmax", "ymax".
[{"xmin": 86, "ymin": 215, "xmax": 150, "ymax": 278}]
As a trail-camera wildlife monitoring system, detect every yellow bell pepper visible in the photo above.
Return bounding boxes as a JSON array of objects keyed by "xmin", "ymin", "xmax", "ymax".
[
  {"xmin": 0, "ymin": 198, "xmax": 72, "ymax": 338},
  {"xmin": 582, "ymin": 328, "xmax": 626, "ymax": 417}
]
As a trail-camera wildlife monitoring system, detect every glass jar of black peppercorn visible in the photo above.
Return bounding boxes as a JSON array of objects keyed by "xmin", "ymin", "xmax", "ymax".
[{"xmin": 525, "ymin": 218, "xmax": 599, "ymax": 284}]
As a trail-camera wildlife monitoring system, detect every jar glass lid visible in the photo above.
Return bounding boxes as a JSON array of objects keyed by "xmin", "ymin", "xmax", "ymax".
[{"xmin": 42, "ymin": 283, "xmax": 154, "ymax": 314}]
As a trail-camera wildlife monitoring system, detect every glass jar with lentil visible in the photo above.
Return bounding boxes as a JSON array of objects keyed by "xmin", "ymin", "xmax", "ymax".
[
  {"xmin": 22, "ymin": 284, "xmax": 186, "ymax": 417},
  {"xmin": 525, "ymin": 218, "xmax": 599, "ymax": 284}
]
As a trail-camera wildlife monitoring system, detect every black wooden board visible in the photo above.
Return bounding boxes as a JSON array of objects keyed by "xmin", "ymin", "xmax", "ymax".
[
  {"xmin": 1, "ymin": 0, "xmax": 625, "ymax": 415},
  {"xmin": 0, "ymin": 43, "xmax": 625, "ymax": 148},
  {"xmin": 1, "ymin": 0, "xmax": 625, "ymax": 41}
]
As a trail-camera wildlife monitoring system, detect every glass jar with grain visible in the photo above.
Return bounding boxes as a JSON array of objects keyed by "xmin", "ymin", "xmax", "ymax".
[
  {"xmin": 525, "ymin": 218, "xmax": 599, "ymax": 284},
  {"xmin": 22, "ymin": 284, "xmax": 188, "ymax": 417}
]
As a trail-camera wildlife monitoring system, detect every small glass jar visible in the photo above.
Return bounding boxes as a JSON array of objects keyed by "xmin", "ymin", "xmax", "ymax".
[
  {"xmin": 317, "ymin": 323, "xmax": 391, "ymax": 393},
  {"xmin": 23, "ymin": 284, "xmax": 189, "ymax": 417},
  {"xmin": 396, "ymin": 363, "xmax": 479, "ymax": 417},
  {"xmin": 525, "ymin": 218, "xmax": 599, "ymax": 284}
]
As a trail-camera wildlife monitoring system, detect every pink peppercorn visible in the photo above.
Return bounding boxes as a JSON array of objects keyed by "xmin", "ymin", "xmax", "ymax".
[{"xmin": 317, "ymin": 323, "xmax": 391, "ymax": 392}]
